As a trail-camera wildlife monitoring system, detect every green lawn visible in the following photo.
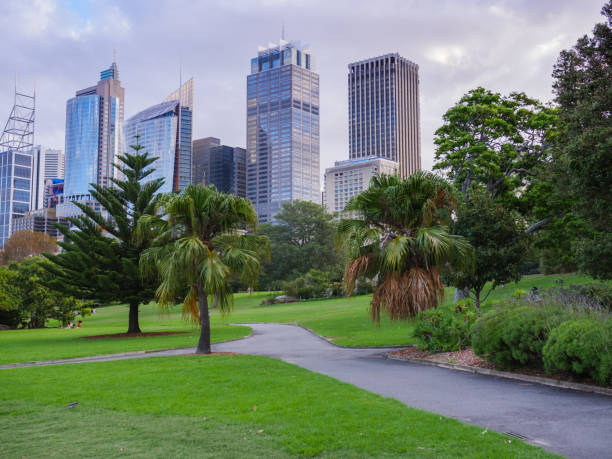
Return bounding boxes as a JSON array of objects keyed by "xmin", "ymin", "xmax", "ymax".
[
  {"xmin": 0, "ymin": 273, "xmax": 594, "ymax": 364},
  {"xmin": 0, "ymin": 355, "xmax": 555, "ymax": 458}
]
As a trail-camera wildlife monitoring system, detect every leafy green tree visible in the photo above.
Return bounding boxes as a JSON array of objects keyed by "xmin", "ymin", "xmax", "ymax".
[
  {"xmin": 45, "ymin": 139, "xmax": 164, "ymax": 333},
  {"xmin": 433, "ymin": 87, "xmax": 558, "ymax": 228},
  {"xmin": 0, "ymin": 258, "xmax": 88, "ymax": 329},
  {"xmin": 450, "ymin": 192, "xmax": 527, "ymax": 307},
  {"xmin": 139, "ymin": 184, "xmax": 269, "ymax": 354},
  {"xmin": 552, "ymin": 1, "xmax": 612, "ymax": 279},
  {"xmin": 258, "ymin": 201, "xmax": 343, "ymax": 288},
  {"xmin": 336, "ymin": 172, "xmax": 473, "ymax": 321}
]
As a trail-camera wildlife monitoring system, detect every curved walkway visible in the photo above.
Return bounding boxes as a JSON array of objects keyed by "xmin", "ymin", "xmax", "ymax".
[{"xmin": 3, "ymin": 323, "xmax": 612, "ymax": 458}]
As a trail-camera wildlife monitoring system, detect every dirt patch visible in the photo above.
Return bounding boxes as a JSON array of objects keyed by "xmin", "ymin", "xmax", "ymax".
[
  {"xmin": 82, "ymin": 331, "xmax": 189, "ymax": 340},
  {"xmin": 390, "ymin": 347, "xmax": 495, "ymax": 369}
]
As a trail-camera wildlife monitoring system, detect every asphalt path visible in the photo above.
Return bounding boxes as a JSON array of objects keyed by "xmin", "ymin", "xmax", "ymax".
[{"xmin": 3, "ymin": 322, "xmax": 612, "ymax": 458}]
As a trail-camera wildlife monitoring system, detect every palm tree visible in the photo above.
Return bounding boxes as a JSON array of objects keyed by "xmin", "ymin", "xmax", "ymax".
[
  {"xmin": 139, "ymin": 184, "xmax": 269, "ymax": 354},
  {"xmin": 336, "ymin": 172, "xmax": 473, "ymax": 322}
]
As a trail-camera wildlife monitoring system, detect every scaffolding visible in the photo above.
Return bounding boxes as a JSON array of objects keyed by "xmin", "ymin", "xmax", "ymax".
[{"xmin": 0, "ymin": 87, "xmax": 35, "ymax": 152}]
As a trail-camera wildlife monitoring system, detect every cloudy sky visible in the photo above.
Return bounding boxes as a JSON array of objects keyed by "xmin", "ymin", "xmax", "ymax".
[{"xmin": 0, "ymin": 0, "xmax": 605, "ymax": 176}]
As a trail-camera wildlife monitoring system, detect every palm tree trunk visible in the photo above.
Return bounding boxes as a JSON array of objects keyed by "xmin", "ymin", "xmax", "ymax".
[
  {"xmin": 196, "ymin": 280, "xmax": 211, "ymax": 354},
  {"xmin": 127, "ymin": 302, "xmax": 141, "ymax": 334}
]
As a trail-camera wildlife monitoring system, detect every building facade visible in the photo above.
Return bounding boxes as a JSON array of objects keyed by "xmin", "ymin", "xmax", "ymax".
[
  {"xmin": 348, "ymin": 53, "xmax": 420, "ymax": 177},
  {"xmin": 0, "ymin": 149, "xmax": 35, "ymax": 247},
  {"xmin": 323, "ymin": 157, "xmax": 398, "ymax": 214},
  {"xmin": 123, "ymin": 79, "xmax": 193, "ymax": 194},
  {"xmin": 11, "ymin": 208, "xmax": 68, "ymax": 238},
  {"xmin": 192, "ymin": 136, "xmax": 220, "ymax": 185},
  {"xmin": 30, "ymin": 146, "xmax": 64, "ymax": 210},
  {"xmin": 206, "ymin": 145, "xmax": 246, "ymax": 197},
  {"xmin": 247, "ymin": 40, "xmax": 320, "ymax": 223},
  {"xmin": 64, "ymin": 61, "xmax": 124, "ymax": 198}
]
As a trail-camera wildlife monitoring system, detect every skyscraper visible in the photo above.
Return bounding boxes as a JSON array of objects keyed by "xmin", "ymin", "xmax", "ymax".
[
  {"xmin": 123, "ymin": 79, "xmax": 193, "ymax": 193},
  {"xmin": 207, "ymin": 145, "xmax": 246, "ymax": 197},
  {"xmin": 30, "ymin": 146, "xmax": 64, "ymax": 210},
  {"xmin": 348, "ymin": 53, "xmax": 421, "ymax": 177},
  {"xmin": 0, "ymin": 88, "xmax": 35, "ymax": 247},
  {"xmin": 246, "ymin": 40, "xmax": 320, "ymax": 223},
  {"xmin": 64, "ymin": 60, "xmax": 124, "ymax": 198},
  {"xmin": 192, "ymin": 136, "xmax": 220, "ymax": 185}
]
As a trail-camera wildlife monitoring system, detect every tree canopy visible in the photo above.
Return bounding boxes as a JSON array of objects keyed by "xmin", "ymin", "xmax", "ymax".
[
  {"xmin": 336, "ymin": 172, "xmax": 473, "ymax": 321},
  {"xmin": 1, "ymin": 230, "xmax": 57, "ymax": 265},
  {"xmin": 44, "ymin": 139, "xmax": 164, "ymax": 333},
  {"xmin": 552, "ymin": 0, "xmax": 612, "ymax": 279}
]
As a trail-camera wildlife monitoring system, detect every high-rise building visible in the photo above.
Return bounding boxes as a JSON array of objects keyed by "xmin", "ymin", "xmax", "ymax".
[
  {"xmin": 247, "ymin": 40, "xmax": 320, "ymax": 223},
  {"xmin": 0, "ymin": 88, "xmax": 35, "ymax": 247},
  {"xmin": 0, "ymin": 149, "xmax": 35, "ymax": 246},
  {"xmin": 323, "ymin": 157, "xmax": 398, "ymax": 214},
  {"xmin": 348, "ymin": 53, "xmax": 421, "ymax": 177},
  {"xmin": 64, "ymin": 60, "xmax": 124, "ymax": 198},
  {"xmin": 11, "ymin": 208, "xmax": 68, "ymax": 238},
  {"xmin": 205, "ymin": 145, "xmax": 246, "ymax": 197},
  {"xmin": 123, "ymin": 79, "xmax": 193, "ymax": 193},
  {"xmin": 30, "ymin": 146, "xmax": 64, "ymax": 210},
  {"xmin": 192, "ymin": 136, "xmax": 220, "ymax": 185}
]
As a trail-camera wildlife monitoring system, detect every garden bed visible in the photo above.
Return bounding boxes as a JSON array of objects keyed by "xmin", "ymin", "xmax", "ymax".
[{"xmin": 389, "ymin": 346, "xmax": 611, "ymax": 390}]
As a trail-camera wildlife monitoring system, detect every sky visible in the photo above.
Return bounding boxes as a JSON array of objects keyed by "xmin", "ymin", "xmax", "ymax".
[{"xmin": 0, "ymin": 0, "xmax": 606, "ymax": 177}]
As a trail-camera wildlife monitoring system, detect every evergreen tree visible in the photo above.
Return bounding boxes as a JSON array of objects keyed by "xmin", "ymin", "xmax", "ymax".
[
  {"xmin": 45, "ymin": 138, "xmax": 164, "ymax": 333},
  {"xmin": 552, "ymin": 1, "xmax": 612, "ymax": 279}
]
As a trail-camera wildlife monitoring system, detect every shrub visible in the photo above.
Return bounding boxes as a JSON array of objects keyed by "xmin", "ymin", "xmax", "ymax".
[
  {"xmin": 543, "ymin": 319, "xmax": 612, "ymax": 385},
  {"xmin": 568, "ymin": 283, "xmax": 612, "ymax": 311},
  {"xmin": 413, "ymin": 300, "xmax": 478, "ymax": 352},
  {"xmin": 472, "ymin": 306, "xmax": 570, "ymax": 369}
]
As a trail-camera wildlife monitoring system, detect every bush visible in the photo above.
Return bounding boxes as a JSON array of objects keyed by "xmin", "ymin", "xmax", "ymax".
[
  {"xmin": 282, "ymin": 270, "xmax": 341, "ymax": 300},
  {"xmin": 543, "ymin": 319, "xmax": 612, "ymax": 385},
  {"xmin": 568, "ymin": 283, "xmax": 612, "ymax": 311},
  {"xmin": 413, "ymin": 300, "xmax": 478, "ymax": 352},
  {"xmin": 472, "ymin": 306, "xmax": 570, "ymax": 369}
]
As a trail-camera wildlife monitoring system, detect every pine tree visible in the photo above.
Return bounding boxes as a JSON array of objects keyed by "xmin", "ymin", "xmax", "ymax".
[{"xmin": 45, "ymin": 137, "xmax": 164, "ymax": 333}]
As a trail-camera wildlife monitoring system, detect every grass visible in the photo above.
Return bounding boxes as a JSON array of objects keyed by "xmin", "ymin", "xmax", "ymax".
[
  {"xmin": 0, "ymin": 273, "xmax": 594, "ymax": 365},
  {"xmin": 0, "ymin": 355, "xmax": 555, "ymax": 458}
]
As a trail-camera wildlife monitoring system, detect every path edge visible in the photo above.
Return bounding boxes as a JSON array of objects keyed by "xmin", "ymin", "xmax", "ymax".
[{"xmin": 386, "ymin": 354, "xmax": 612, "ymax": 397}]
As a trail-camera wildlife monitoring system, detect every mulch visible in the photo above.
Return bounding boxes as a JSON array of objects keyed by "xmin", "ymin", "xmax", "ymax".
[
  {"xmin": 82, "ymin": 331, "xmax": 188, "ymax": 340},
  {"xmin": 390, "ymin": 346, "xmax": 609, "ymax": 387}
]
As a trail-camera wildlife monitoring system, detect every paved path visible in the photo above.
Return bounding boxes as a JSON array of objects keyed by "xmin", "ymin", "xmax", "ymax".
[{"xmin": 3, "ymin": 323, "xmax": 612, "ymax": 458}]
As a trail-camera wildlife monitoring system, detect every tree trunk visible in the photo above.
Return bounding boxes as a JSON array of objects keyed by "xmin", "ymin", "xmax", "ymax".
[
  {"xmin": 212, "ymin": 295, "xmax": 219, "ymax": 309},
  {"xmin": 454, "ymin": 287, "xmax": 470, "ymax": 304},
  {"xmin": 196, "ymin": 281, "xmax": 211, "ymax": 354},
  {"xmin": 474, "ymin": 288, "xmax": 482, "ymax": 309},
  {"xmin": 127, "ymin": 302, "xmax": 141, "ymax": 334}
]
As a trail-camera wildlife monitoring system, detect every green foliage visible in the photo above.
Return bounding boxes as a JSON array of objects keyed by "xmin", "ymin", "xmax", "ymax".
[
  {"xmin": 0, "ymin": 258, "xmax": 88, "ymax": 329},
  {"xmin": 413, "ymin": 300, "xmax": 478, "ymax": 352},
  {"xmin": 139, "ymin": 184, "xmax": 269, "ymax": 353},
  {"xmin": 283, "ymin": 269, "xmax": 342, "ymax": 299},
  {"xmin": 258, "ymin": 201, "xmax": 343, "ymax": 289},
  {"xmin": 552, "ymin": 3, "xmax": 612, "ymax": 279},
  {"xmin": 337, "ymin": 172, "xmax": 473, "ymax": 321},
  {"xmin": 472, "ymin": 306, "xmax": 570, "ymax": 369},
  {"xmin": 450, "ymin": 192, "xmax": 527, "ymax": 307},
  {"xmin": 543, "ymin": 319, "xmax": 612, "ymax": 385},
  {"xmin": 44, "ymin": 137, "xmax": 165, "ymax": 332},
  {"xmin": 433, "ymin": 87, "xmax": 558, "ymax": 212}
]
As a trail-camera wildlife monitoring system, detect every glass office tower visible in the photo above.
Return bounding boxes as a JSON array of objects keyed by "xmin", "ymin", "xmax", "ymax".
[
  {"xmin": 123, "ymin": 79, "xmax": 193, "ymax": 193},
  {"xmin": 0, "ymin": 149, "xmax": 34, "ymax": 246},
  {"xmin": 348, "ymin": 53, "xmax": 421, "ymax": 177},
  {"xmin": 64, "ymin": 61, "xmax": 124, "ymax": 198},
  {"xmin": 247, "ymin": 40, "xmax": 320, "ymax": 223}
]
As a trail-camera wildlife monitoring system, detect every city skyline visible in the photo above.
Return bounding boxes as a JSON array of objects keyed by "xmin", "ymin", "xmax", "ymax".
[{"xmin": 0, "ymin": 0, "xmax": 603, "ymax": 178}]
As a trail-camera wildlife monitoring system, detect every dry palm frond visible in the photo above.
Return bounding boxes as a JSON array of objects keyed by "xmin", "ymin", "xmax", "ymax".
[
  {"xmin": 344, "ymin": 254, "xmax": 371, "ymax": 295},
  {"xmin": 183, "ymin": 285, "xmax": 200, "ymax": 324},
  {"xmin": 370, "ymin": 267, "xmax": 444, "ymax": 323}
]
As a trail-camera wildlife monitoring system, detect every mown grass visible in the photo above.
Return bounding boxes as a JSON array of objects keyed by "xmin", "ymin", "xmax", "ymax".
[
  {"xmin": 0, "ymin": 274, "xmax": 594, "ymax": 364},
  {"xmin": 0, "ymin": 355, "xmax": 555, "ymax": 458}
]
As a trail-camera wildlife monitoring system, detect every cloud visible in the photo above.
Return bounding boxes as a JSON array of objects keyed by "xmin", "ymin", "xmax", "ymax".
[{"xmin": 0, "ymin": 0, "xmax": 606, "ymax": 178}]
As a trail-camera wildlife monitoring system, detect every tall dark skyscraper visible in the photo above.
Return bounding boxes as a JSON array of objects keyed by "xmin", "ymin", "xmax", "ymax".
[
  {"xmin": 246, "ymin": 39, "xmax": 320, "ymax": 223},
  {"xmin": 192, "ymin": 136, "xmax": 220, "ymax": 185},
  {"xmin": 207, "ymin": 145, "xmax": 246, "ymax": 197},
  {"xmin": 348, "ymin": 53, "xmax": 421, "ymax": 177}
]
